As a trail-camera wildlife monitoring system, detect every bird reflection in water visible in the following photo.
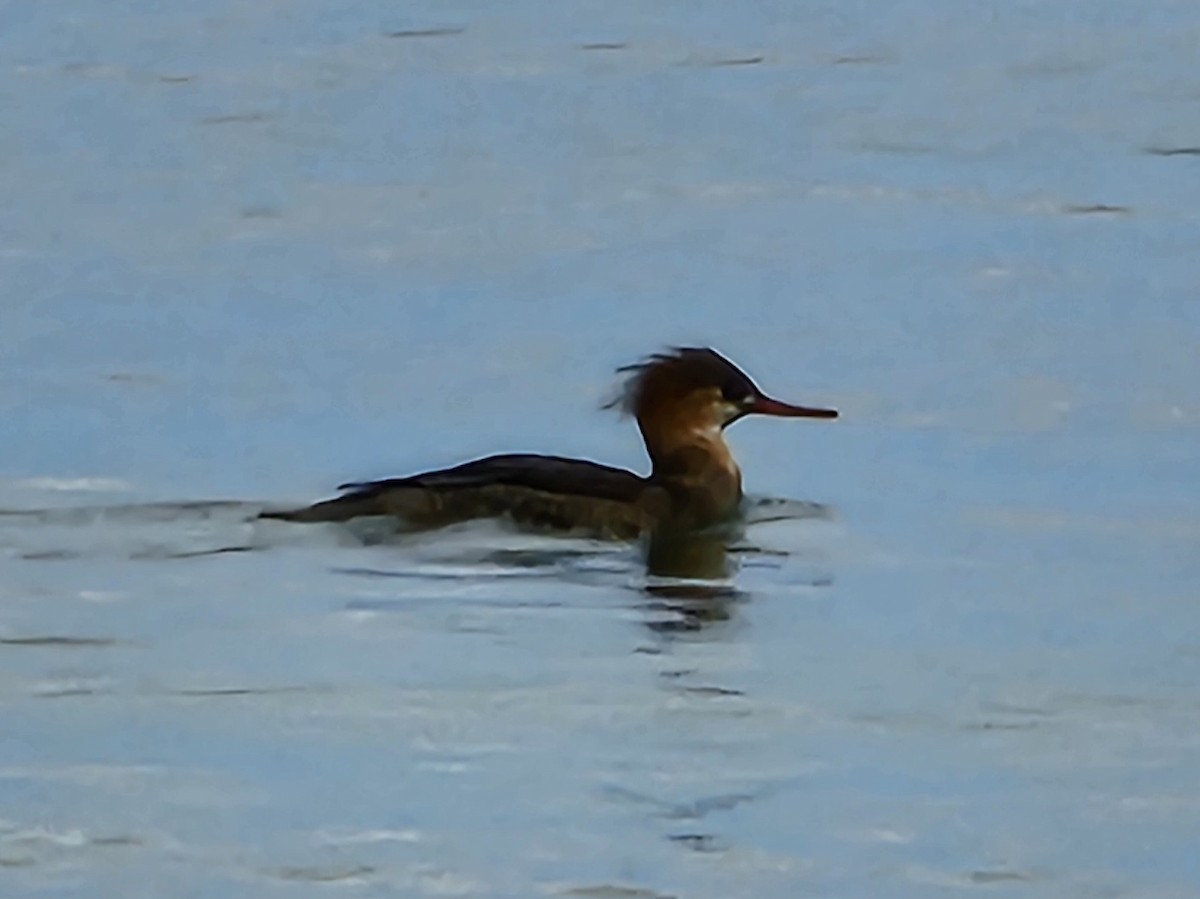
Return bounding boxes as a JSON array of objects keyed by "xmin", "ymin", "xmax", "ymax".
[
  {"xmin": 638, "ymin": 496, "xmax": 835, "ymax": 636},
  {"xmin": 638, "ymin": 527, "xmax": 745, "ymax": 634},
  {"xmin": 323, "ymin": 493, "xmax": 834, "ymax": 639}
]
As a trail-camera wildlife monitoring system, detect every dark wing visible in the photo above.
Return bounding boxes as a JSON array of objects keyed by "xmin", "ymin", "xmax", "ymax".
[
  {"xmin": 261, "ymin": 454, "xmax": 658, "ymax": 536},
  {"xmin": 337, "ymin": 453, "xmax": 648, "ymax": 503}
]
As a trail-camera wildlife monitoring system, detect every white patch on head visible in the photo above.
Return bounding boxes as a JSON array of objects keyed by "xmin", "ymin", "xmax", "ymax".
[{"xmin": 719, "ymin": 400, "xmax": 744, "ymax": 424}]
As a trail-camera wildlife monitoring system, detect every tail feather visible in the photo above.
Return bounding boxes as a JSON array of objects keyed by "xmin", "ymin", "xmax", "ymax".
[{"xmin": 257, "ymin": 492, "xmax": 388, "ymax": 523}]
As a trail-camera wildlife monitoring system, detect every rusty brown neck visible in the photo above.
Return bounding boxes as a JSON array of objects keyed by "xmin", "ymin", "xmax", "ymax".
[{"xmin": 638, "ymin": 415, "xmax": 743, "ymax": 529}]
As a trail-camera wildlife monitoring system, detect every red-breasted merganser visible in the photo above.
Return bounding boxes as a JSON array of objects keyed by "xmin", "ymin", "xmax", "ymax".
[{"xmin": 259, "ymin": 348, "xmax": 837, "ymax": 538}]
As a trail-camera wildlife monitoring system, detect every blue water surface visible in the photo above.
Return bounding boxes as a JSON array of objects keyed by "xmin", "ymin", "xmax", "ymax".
[{"xmin": 1, "ymin": 1, "xmax": 1198, "ymax": 896}]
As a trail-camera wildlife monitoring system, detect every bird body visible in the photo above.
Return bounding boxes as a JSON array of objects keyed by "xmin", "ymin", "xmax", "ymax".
[{"xmin": 260, "ymin": 348, "xmax": 837, "ymax": 538}]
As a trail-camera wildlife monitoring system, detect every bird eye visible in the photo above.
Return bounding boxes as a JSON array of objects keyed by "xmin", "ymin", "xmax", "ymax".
[{"xmin": 720, "ymin": 379, "xmax": 752, "ymax": 404}]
